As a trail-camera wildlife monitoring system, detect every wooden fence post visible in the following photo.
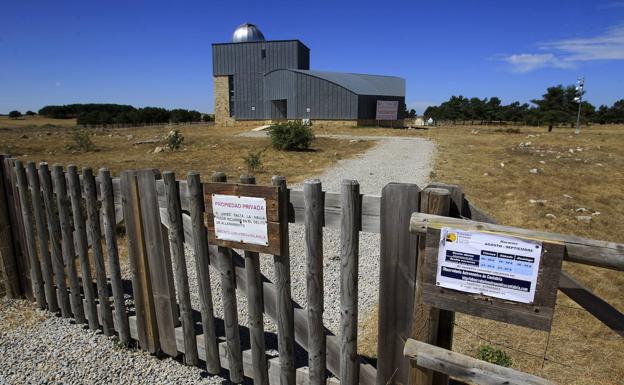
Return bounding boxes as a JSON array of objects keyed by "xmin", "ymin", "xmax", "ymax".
[
  {"xmin": 39, "ymin": 163, "xmax": 71, "ymax": 317},
  {"xmin": 0, "ymin": 154, "xmax": 21, "ymax": 298},
  {"xmin": 120, "ymin": 170, "xmax": 158, "ymax": 352},
  {"xmin": 14, "ymin": 160, "xmax": 45, "ymax": 309},
  {"xmin": 409, "ymin": 187, "xmax": 450, "ymax": 385},
  {"xmin": 240, "ymin": 173, "xmax": 269, "ymax": 385},
  {"xmin": 4, "ymin": 157, "xmax": 32, "ymax": 298},
  {"xmin": 83, "ymin": 167, "xmax": 114, "ymax": 335},
  {"xmin": 304, "ymin": 179, "xmax": 326, "ymax": 385},
  {"xmin": 99, "ymin": 169, "xmax": 130, "ymax": 344},
  {"xmin": 67, "ymin": 165, "xmax": 99, "ymax": 331},
  {"xmin": 272, "ymin": 175, "xmax": 296, "ymax": 385},
  {"xmin": 211, "ymin": 171, "xmax": 244, "ymax": 384},
  {"xmin": 25, "ymin": 162, "xmax": 58, "ymax": 312},
  {"xmin": 52, "ymin": 164, "xmax": 85, "ymax": 323},
  {"xmin": 187, "ymin": 171, "xmax": 221, "ymax": 374},
  {"xmin": 376, "ymin": 183, "xmax": 421, "ymax": 385},
  {"xmin": 163, "ymin": 171, "xmax": 199, "ymax": 366},
  {"xmin": 340, "ymin": 179, "xmax": 360, "ymax": 385},
  {"xmin": 136, "ymin": 169, "xmax": 179, "ymax": 357},
  {"xmin": 425, "ymin": 183, "xmax": 464, "ymax": 385}
]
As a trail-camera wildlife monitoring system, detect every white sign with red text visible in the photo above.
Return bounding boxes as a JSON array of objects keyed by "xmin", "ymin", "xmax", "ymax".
[{"xmin": 211, "ymin": 194, "xmax": 269, "ymax": 246}]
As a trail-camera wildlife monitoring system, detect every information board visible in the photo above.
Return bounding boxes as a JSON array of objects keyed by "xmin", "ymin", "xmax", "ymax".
[
  {"xmin": 375, "ymin": 100, "xmax": 399, "ymax": 120},
  {"xmin": 436, "ymin": 227, "xmax": 542, "ymax": 303},
  {"xmin": 212, "ymin": 194, "xmax": 269, "ymax": 246}
]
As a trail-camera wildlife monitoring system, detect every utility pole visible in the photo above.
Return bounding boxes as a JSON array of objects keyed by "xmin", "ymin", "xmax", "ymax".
[{"xmin": 574, "ymin": 77, "xmax": 584, "ymax": 135}]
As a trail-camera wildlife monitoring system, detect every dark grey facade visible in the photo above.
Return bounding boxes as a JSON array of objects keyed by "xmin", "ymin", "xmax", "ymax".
[{"xmin": 212, "ymin": 25, "xmax": 405, "ymax": 121}]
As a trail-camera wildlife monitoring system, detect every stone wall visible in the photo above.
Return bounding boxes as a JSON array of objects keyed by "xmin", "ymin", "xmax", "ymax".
[{"xmin": 214, "ymin": 76, "xmax": 236, "ymax": 126}]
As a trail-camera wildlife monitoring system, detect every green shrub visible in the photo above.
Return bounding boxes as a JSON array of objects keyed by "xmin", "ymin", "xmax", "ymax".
[
  {"xmin": 269, "ymin": 120, "xmax": 314, "ymax": 151},
  {"xmin": 70, "ymin": 127, "xmax": 95, "ymax": 152},
  {"xmin": 166, "ymin": 129, "xmax": 184, "ymax": 151},
  {"xmin": 476, "ymin": 345, "xmax": 512, "ymax": 367},
  {"xmin": 243, "ymin": 149, "xmax": 264, "ymax": 173}
]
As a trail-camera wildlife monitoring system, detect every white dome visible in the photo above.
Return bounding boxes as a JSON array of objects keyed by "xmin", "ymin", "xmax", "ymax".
[{"xmin": 232, "ymin": 23, "xmax": 266, "ymax": 43}]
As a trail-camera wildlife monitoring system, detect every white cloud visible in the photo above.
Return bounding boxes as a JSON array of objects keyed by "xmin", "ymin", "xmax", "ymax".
[
  {"xmin": 501, "ymin": 24, "xmax": 624, "ymax": 72},
  {"xmin": 541, "ymin": 24, "xmax": 624, "ymax": 61},
  {"xmin": 503, "ymin": 53, "xmax": 573, "ymax": 73}
]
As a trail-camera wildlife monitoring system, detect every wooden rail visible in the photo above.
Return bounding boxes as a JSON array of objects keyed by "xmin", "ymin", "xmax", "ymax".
[{"xmin": 403, "ymin": 339, "xmax": 554, "ymax": 385}]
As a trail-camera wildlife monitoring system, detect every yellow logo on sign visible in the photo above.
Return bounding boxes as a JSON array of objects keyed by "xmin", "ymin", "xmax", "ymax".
[{"xmin": 446, "ymin": 233, "xmax": 457, "ymax": 242}]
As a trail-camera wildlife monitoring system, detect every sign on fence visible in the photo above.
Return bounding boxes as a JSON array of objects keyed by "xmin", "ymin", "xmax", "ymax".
[
  {"xmin": 436, "ymin": 228, "xmax": 542, "ymax": 304},
  {"xmin": 211, "ymin": 194, "xmax": 269, "ymax": 246},
  {"xmin": 376, "ymin": 100, "xmax": 399, "ymax": 120},
  {"xmin": 422, "ymin": 227, "xmax": 564, "ymax": 331},
  {"xmin": 204, "ymin": 182, "xmax": 282, "ymax": 255}
]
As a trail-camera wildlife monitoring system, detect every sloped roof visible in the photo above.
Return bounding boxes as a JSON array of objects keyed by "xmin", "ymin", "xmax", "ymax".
[{"xmin": 288, "ymin": 69, "xmax": 405, "ymax": 97}]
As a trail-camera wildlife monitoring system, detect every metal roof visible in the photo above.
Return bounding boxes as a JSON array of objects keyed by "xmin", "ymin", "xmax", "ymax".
[
  {"xmin": 287, "ymin": 69, "xmax": 405, "ymax": 96},
  {"xmin": 232, "ymin": 23, "xmax": 265, "ymax": 43}
]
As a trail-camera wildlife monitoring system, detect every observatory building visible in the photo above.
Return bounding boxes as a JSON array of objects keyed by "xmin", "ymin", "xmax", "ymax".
[{"xmin": 212, "ymin": 23, "xmax": 406, "ymax": 126}]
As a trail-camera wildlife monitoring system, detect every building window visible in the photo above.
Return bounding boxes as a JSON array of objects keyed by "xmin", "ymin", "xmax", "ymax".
[
  {"xmin": 228, "ymin": 75, "xmax": 235, "ymax": 117},
  {"xmin": 261, "ymin": 48, "xmax": 266, "ymax": 59}
]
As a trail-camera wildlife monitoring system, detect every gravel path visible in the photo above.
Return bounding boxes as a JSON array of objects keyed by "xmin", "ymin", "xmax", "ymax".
[{"xmin": 0, "ymin": 134, "xmax": 434, "ymax": 384}]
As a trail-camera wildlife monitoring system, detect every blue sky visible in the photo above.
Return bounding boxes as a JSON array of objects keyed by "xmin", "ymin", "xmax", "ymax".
[{"xmin": 1, "ymin": 0, "xmax": 623, "ymax": 114}]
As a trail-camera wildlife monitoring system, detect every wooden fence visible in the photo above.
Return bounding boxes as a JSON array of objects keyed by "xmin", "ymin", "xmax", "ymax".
[{"xmin": 0, "ymin": 154, "xmax": 622, "ymax": 385}]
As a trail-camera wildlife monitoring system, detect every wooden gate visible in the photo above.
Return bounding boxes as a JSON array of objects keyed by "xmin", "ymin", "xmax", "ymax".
[{"xmin": 0, "ymin": 155, "xmax": 622, "ymax": 385}]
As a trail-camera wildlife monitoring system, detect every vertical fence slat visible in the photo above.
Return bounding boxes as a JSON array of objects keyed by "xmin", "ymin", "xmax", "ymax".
[
  {"xmin": 100, "ymin": 169, "xmax": 131, "ymax": 344},
  {"xmin": 120, "ymin": 170, "xmax": 158, "ymax": 352},
  {"xmin": 137, "ymin": 169, "xmax": 178, "ymax": 357},
  {"xmin": 187, "ymin": 171, "xmax": 221, "ymax": 374},
  {"xmin": 211, "ymin": 172, "xmax": 244, "ymax": 384},
  {"xmin": 14, "ymin": 160, "xmax": 45, "ymax": 308},
  {"xmin": 83, "ymin": 167, "xmax": 114, "ymax": 335},
  {"xmin": 6, "ymin": 157, "xmax": 32, "ymax": 298},
  {"xmin": 52, "ymin": 164, "xmax": 85, "ymax": 323},
  {"xmin": 163, "ymin": 171, "xmax": 198, "ymax": 366},
  {"xmin": 409, "ymin": 187, "xmax": 450, "ymax": 385},
  {"xmin": 340, "ymin": 180, "xmax": 360, "ymax": 385},
  {"xmin": 67, "ymin": 165, "xmax": 99, "ymax": 331},
  {"xmin": 0, "ymin": 154, "xmax": 20, "ymax": 298},
  {"xmin": 26, "ymin": 162, "xmax": 58, "ymax": 312},
  {"xmin": 272, "ymin": 175, "xmax": 296, "ymax": 385},
  {"xmin": 39, "ymin": 163, "xmax": 71, "ymax": 317},
  {"xmin": 304, "ymin": 179, "xmax": 326, "ymax": 384},
  {"xmin": 240, "ymin": 174, "xmax": 269, "ymax": 385},
  {"xmin": 376, "ymin": 183, "xmax": 421, "ymax": 385}
]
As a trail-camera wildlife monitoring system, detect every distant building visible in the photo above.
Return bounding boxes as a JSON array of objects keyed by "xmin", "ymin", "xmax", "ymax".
[{"xmin": 212, "ymin": 23, "xmax": 406, "ymax": 127}]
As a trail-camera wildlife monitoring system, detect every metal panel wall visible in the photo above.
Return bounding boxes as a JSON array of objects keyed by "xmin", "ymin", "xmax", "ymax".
[
  {"xmin": 357, "ymin": 95, "xmax": 407, "ymax": 119},
  {"xmin": 264, "ymin": 70, "xmax": 358, "ymax": 120},
  {"xmin": 212, "ymin": 40, "xmax": 309, "ymax": 119}
]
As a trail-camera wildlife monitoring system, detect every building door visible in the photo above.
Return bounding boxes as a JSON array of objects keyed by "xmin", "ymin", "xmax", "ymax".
[{"xmin": 271, "ymin": 99, "xmax": 287, "ymax": 121}]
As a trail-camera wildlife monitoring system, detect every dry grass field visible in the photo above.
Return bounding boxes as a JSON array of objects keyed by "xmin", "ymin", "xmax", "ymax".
[
  {"xmin": 356, "ymin": 124, "xmax": 624, "ymax": 385},
  {"xmin": 0, "ymin": 118, "xmax": 373, "ymax": 185}
]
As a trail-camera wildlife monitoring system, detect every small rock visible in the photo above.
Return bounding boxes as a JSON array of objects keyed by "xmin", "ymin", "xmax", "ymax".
[
  {"xmin": 575, "ymin": 207, "xmax": 588, "ymax": 213},
  {"xmin": 153, "ymin": 146, "xmax": 165, "ymax": 153},
  {"xmin": 529, "ymin": 199, "xmax": 547, "ymax": 204},
  {"xmin": 545, "ymin": 213, "xmax": 557, "ymax": 219},
  {"xmin": 483, "ymin": 172, "xmax": 489, "ymax": 176},
  {"xmin": 21, "ymin": 134, "xmax": 28, "ymax": 139},
  {"xmin": 529, "ymin": 168, "xmax": 539, "ymax": 174},
  {"xmin": 576, "ymin": 216, "xmax": 592, "ymax": 224},
  {"xmin": 592, "ymin": 211, "xmax": 601, "ymax": 216},
  {"xmin": 539, "ymin": 160, "xmax": 546, "ymax": 164},
  {"xmin": 500, "ymin": 162, "xmax": 505, "ymax": 168},
  {"xmin": 563, "ymin": 194, "xmax": 573, "ymax": 199},
  {"xmin": 596, "ymin": 163, "xmax": 603, "ymax": 167}
]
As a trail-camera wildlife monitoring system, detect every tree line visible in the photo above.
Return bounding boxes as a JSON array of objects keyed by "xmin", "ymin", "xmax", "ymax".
[
  {"xmin": 423, "ymin": 85, "xmax": 624, "ymax": 129},
  {"xmin": 36, "ymin": 103, "xmax": 211, "ymax": 125}
]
